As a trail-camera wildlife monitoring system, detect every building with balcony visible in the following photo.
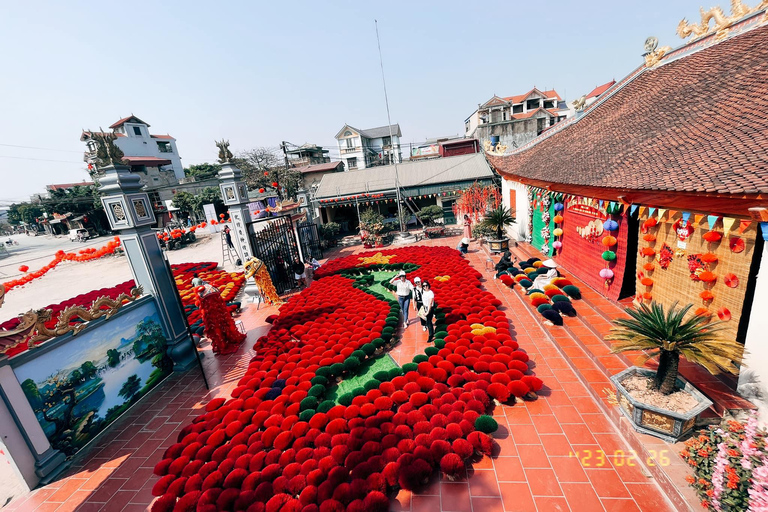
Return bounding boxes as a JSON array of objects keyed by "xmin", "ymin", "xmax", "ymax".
[
  {"xmin": 81, "ymin": 115, "xmax": 184, "ymax": 181},
  {"xmin": 334, "ymin": 124, "xmax": 402, "ymax": 170},
  {"xmin": 285, "ymin": 143, "xmax": 330, "ymax": 166},
  {"xmin": 465, "ymin": 88, "xmax": 569, "ymax": 150}
]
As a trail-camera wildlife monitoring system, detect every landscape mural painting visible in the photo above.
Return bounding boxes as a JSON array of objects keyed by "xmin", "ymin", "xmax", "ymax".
[{"xmin": 13, "ymin": 301, "xmax": 173, "ymax": 457}]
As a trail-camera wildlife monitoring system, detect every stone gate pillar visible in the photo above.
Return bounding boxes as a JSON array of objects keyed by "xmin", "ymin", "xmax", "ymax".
[
  {"xmin": 218, "ymin": 162, "xmax": 255, "ymax": 263},
  {"xmin": 99, "ymin": 165, "xmax": 196, "ymax": 370}
]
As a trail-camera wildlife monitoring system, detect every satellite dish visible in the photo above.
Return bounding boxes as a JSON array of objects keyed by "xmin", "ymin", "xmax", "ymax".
[{"xmin": 644, "ymin": 36, "xmax": 659, "ymax": 53}]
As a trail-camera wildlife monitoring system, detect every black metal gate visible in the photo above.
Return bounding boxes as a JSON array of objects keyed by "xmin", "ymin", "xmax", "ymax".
[
  {"xmin": 297, "ymin": 221, "xmax": 323, "ymax": 261},
  {"xmin": 249, "ymin": 215, "xmax": 301, "ymax": 295}
]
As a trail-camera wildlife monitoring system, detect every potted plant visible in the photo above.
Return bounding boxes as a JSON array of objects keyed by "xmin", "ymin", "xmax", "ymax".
[
  {"xmin": 319, "ymin": 222, "xmax": 340, "ymax": 248},
  {"xmin": 607, "ymin": 301, "xmax": 744, "ymax": 442},
  {"xmin": 479, "ymin": 206, "xmax": 515, "ymax": 253},
  {"xmin": 359, "ymin": 209, "xmax": 385, "ymax": 248},
  {"xmin": 417, "ymin": 205, "xmax": 445, "ymax": 238}
]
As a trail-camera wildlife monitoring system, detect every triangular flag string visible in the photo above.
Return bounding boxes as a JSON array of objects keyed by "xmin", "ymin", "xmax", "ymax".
[
  {"xmin": 739, "ymin": 219, "xmax": 752, "ymax": 234},
  {"xmin": 682, "ymin": 212, "xmax": 691, "ymax": 223},
  {"xmin": 630, "ymin": 204, "xmax": 638, "ymax": 216},
  {"xmin": 639, "ymin": 206, "xmax": 647, "ymax": 216},
  {"xmin": 707, "ymin": 215, "xmax": 720, "ymax": 230},
  {"xmin": 693, "ymin": 214, "xmax": 704, "ymax": 225},
  {"xmin": 648, "ymin": 207, "xmax": 656, "ymax": 217},
  {"xmin": 722, "ymin": 217, "xmax": 737, "ymax": 235},
  {"xmin": 667, "ymin": 210, "xmax": 678, "ymax": 220},
  {"xmin": 657, "ymin": 209, "xmax": 667, "ymax": 222}
]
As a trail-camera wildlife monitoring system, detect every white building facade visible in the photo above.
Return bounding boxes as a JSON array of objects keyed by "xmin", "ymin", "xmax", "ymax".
[
  {"xmin": 335, "ymin": 124, "xmax": 402, "ymax": 171},
  {"xmin": 82, "ymin": 116, "xmax": 184, "ymax": 181}
]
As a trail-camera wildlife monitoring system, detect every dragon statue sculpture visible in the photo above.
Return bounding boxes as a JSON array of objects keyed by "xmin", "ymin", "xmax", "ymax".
[
  {"xmin": 483, "ymin": 139, "xmax": 508, "ymax": 156},
  {"xmin": 216, "ymin": 139, "xmax": 234, "ymax": 163},
  {"xmin": 677, "ymin": 1, "xmax": 768, "ymax": 42},
  {"xmin": 243, "ymin": 257, "xmax": 283, "ymax": 306},
  {"xmin": 88, "ymin": 129, "xmax": 128, "ymax": 167},
  {"xmin": 0, "ymin": 286, "xmax": 143, "ymax": 354},
  {"xmin": 571, "ymin": 95, "xmax": 587, "ymax": 112}
]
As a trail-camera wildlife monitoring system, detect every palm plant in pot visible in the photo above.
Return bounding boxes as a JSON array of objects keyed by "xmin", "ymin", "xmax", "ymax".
[
  {"xmin": 606, "ymin": 301, "xmax": 744, "ymax": 441},
  {"xmin": 479, "ymin": 206, "xmax": 515, "ymax": 253}
]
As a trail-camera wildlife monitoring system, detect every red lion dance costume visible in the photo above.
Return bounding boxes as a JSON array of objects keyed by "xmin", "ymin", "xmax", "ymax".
[{"xmin": 196, "ymin": 284, "xmax": 245, "ymax": 354}]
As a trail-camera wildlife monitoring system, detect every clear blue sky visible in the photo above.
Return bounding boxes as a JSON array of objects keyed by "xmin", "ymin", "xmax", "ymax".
[{"xmin": 0, "ymin": 0, "xmax": 705, "ymax": 202}]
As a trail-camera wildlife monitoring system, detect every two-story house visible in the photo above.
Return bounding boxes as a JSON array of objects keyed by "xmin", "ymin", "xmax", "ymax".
[
  {"xmin": 286, "ymin": 143, "xmax": 331, "ymax": 167},
  {"xmin": 81, "ymin": 116, "xmax": 188, "ymax": 216},
  {"xmin": 465, "ymin": 88, "xmax": 569, "ymax": 150},
  {"xmin": 334, "ymin": 124, "xmax": 402, "ymax": 170}
]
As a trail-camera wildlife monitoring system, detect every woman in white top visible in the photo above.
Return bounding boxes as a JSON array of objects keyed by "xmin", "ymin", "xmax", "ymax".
[
  {"xmin": 530, "ymin": 259, "xmax": 560, "ymax": 292},
  {"xmin": 421, "ymin": 280, "xmax": 436, "ymax": 342},
  {"xmin": 389, "ymin": 270, "xmax": 414, "ymax": 326}
]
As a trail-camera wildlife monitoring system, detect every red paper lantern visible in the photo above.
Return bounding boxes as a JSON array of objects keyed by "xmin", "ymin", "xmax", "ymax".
[
  {"xmin": 18, "ymin": 265, "xmax": 29, "ymax": 272},
  {"xmin": 272, "ymin": 182, "xmax": 279, "ymax": 188},
  {"xmin": 259, "ymin": 188, "xmax": 265, "ymax": 193},
  {"xmin": 702, "ymin": 231, "xmax": 722, "ymax": 243}
]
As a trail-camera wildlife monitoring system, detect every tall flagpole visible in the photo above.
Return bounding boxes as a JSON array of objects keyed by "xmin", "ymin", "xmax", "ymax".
[{"xmin": 375, "ymin": 19, "xmax": 406, "ymax": 234}]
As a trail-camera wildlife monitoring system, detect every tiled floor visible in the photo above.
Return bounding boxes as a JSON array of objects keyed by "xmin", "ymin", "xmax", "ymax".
[{"xmin": 6, "ymin": 236, "xmax": 675, "ymax": 511}]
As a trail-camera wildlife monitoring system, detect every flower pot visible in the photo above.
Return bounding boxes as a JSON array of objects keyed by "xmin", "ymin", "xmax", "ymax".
[
  {"xmin": 610, "ymin": 366, "xmax": 713, "ymax": 443},
  {"xmin": 487, "ymin": 238, "xmax": 509, "ymax": 253}
]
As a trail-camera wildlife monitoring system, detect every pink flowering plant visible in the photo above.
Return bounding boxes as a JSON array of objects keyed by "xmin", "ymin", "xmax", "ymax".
[{"xmin": 680, "ymin": 414, "xmax": 768, "ymax": 510}]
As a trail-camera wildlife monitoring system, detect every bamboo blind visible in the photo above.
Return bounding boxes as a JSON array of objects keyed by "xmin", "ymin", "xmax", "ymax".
[{"xmin": 634, "ymin": 214, "xmax": 757, "ymax": 344}]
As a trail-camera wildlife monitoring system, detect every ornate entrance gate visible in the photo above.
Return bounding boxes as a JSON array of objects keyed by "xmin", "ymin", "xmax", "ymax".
[
  {"xmin": 297, "ymin": 221, "xmax": 323, "ymax": 261},
  {"xmin": 249, "ymin": 215, "xmax": 301, "ymax": 295}
]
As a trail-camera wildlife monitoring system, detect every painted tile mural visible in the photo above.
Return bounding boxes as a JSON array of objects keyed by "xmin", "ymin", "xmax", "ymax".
[{"xmin": 13, "ymin": 301, "xmax": 173, "ymax": 456}]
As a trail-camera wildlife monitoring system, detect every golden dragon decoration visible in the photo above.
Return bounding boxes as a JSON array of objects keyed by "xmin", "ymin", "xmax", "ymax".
[
  {"xmin": 0, "ymin": 286, "xmax": 144, "ymax": 354},
  {"xmin": 677, "ymin": 0, "xmax": 768, "ymax": 42}
]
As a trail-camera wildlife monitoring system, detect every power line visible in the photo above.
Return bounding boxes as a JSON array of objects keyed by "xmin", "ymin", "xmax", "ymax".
[
  {"xmin": 0, "ymin": 143, "xmax": 82, "ymax": 153},
  {"xmin": 0, "ymin": 155, "xmax": 84, "ymax": 164}
]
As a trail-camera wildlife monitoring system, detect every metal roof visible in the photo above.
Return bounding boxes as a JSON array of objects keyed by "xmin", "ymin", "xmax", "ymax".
[{"xmin": 314, "ymin": 153, "xmax": 494, "ymax": 199}]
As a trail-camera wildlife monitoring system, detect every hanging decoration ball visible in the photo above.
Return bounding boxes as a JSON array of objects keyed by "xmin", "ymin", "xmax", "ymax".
[
  {"xmin": 554, "ymin": 215, "xmax": 564, "ymax": 224},
  {"xmin": 552, "ymin": 241, "xmax": 563, "ymax": 249},
  {"xmin": 700, "ymin": 290, "xmax": 715, "ymax": 301},
  {"xmin": 263, "ymin": 171, "xmax": 269, "ymax": 177},
  {"xmin": 642, "ymin": 233, "xmax": 657, "ymax": 242},
  {"xmin": 259, "ymin": 188, "xmax": 265, "ymax": 193},
  {"xmin": 729, "ymin": 237, "xmax": 745, "ymax": 253},
  {"xmin": 717, "ymin": 307, "xmax": 732, "ymax": 321},
  {"xmin": 641, "ymin": 277, "xmax": 654, "ymax": 286},
  {"xmin": 272, "ymin": 182, "xmax": 279, "ymax": 188},
  {"xmin": 554, "ymin": 203, "xmax": 564, "ymax": 211},
  {"xmin": 599, "ymin": 268, "xmax": 614, "ymax": 279},
  {"xmin": 219, "ymin": 213, "xmax": 225, "ymax": 219},
  {"xmin": 724, "ymin": 273, "xmax": 739, "ymax": 288},
  {"xmin": 553, "ymin": 228, "xmax": 563, "ymax": 237},
  {"xmin": 698, "ymin": 271, "xmax": 717, "ymax": 283},
  {"xmin": 604, "ymin": 220, "xmax": 619, "ymax": 231},
  {"xmin": 19, "ymin": 265, "xmax": 29, "ymax": 273},
  {"xmin": 602, "ymin": 250, "xmax": 617, "ymax": 261},
  {"xmin": 602, "ymin": 235, "xmax": 617, "ymax": 247}
]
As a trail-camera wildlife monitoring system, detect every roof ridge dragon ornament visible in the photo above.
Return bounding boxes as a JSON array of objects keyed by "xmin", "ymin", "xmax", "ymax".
[
  {"xmin": 677, "ymin": 1, "xmax": 768, "ymax": 42},
  {"xmin": 483, "ymin": 139, "xmax": 508, "ymax": 156}
]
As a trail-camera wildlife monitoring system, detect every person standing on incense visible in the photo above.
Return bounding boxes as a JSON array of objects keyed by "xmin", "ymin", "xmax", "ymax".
[
  {"xmin": 463, "ymin": 214, "xmax": 472, "ymax": 241},
  {"xmin": 196, "ymin": 283, "xmax": 245, "ymax": 354}
]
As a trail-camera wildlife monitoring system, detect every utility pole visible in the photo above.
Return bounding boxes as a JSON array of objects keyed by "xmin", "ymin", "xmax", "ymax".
[{"xmin": 278, "ymin": 141, "xmax": 292, "ymax": 201}]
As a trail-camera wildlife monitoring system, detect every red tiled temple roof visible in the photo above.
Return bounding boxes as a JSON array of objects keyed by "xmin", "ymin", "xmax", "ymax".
[{"xmin": 488, "ymin": 25, "xmax": 768, "ymax": 200}]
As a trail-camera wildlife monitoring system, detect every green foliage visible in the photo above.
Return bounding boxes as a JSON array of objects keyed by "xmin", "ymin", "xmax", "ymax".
[
  {"xmin": 171, "ymin": 191, "xmax": 197, "ymax": 215},
  {"xmin": 416, "ymin": 205, "xmax": 444, "ymax": 226},
  {"xmin": 413, "ymin": 354, "xmax": 428, "ymax": 364},
  {"xmin": 316, "ymin": 367, "xmax": 332, "ymax": 379},
  {"xmin": 388, "ymin": 367, "xmax": 403, "ymax": 379},
  {"xmin": 362, "ymin": 343, "xmax": 376, "ymax": 356},
  {"xmin": 479, "ymin": 206, "xmax": 515, "ymax": 239},
  {"xmin": 425, "ymin": 346, "xmax": 439, "ymax": 357},
  {"xmin": 343, "ymin": 357, "xmax": 361, "ymax": 373},
  {"xmin": 299, "ymin": 409, "xmax": 315, "ymax": 421},
  {"xmin": 338, "ymin": 393, "xmax": 354, "ymax": 406},
  {"xmin": 402, "ymin": 363, "xmax": 418, "ymax": 373},
  {"xmin": 351, "ymin": 350, "xmax": 366, "ymax": 361},
  {"xmin": 8, "ymin": 202, "xmax": 43, "ymax": 226},
  {"xmin": 184, "ymin": 163, "xmax": 222, "ymax": 181},
  {"xmin": 373, "ymin": 371, "xmax": 390, "ymax": 382},
  {"xmin": 330, "ymin": 363, "xmax": 345, "ymax": 377},
  {"xmin": 608, "ymin": 301, "xmax": 745, "ymax": 395},
  {"xmin": 106, "ymin": 349, "xmax": 120, "ymax": 367},
  {"xmin": 475, "ymin": 415, "xmax": 498, "ymax": 434},
  {"xmin": 359, "ymin": 208, "xmax": 385, "ymax": 237},
  {"xmin": 364, "ymin": 379, "xmax": 381, "ymax": 391},
  {"xmin": 319, "ymin": 222, "xmax": 340, "ymax": 240},
  {"xmin": 434, "ymin": 339, "xmax": 446, "ymax": 349},
  {"xmin": 352, "ymin": 387, "xmax": 366, "ymax": 397},
  {"xmin": 118, "ymin": 375, "xmax": 142, "ymax": 401}
]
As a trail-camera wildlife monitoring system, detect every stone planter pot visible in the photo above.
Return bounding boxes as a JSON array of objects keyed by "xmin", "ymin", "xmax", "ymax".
[
  {"xmin": 610, "ymin": 367, "xmax": 713, "ymax": 443},
  {"xmin": 487, "ymin": 238, "xmax": 509, "ymax": 253}
]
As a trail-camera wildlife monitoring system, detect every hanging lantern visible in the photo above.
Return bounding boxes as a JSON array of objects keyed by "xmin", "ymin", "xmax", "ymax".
[
  {"xmin": 602, "ymin": 250, "xmax": 617, "ymax": 261},
  {"xmin": 599, "ymin": 268, "xmax": 614, "ymax": 279},
  {"xmin": 604, "ymin": 220, "xmax": 619, "ymax": 231},
  {"xmin": 554, "ymin": 215, "xmax": 564, "ymax": 224},
  {"xmin": 553, "ymin": 241, "xmax": 562, "ymax": 249},
  {"xmin": 553, "ymin": 228, "xmax": 563, "ymax": 237},
  {"xmin": 554, "ymin": 203, "xmax": 564, "ymax": 211},
  {"xmin": 259, "ymin": 188, "xmax": 265, "ymax": 193},
  {"xmin": 272, "ymin": 182, "xmax": 279, "ymax": 188},
  {"xmin": 602, "ymin": 235, "xmax": 617, "ymax": 246},
  {"xmin": 264, "ymin": 171, "xmax": 269, "ymax": 177}
]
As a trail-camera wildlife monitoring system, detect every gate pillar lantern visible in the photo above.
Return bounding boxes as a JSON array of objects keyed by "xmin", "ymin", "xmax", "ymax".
[
  {"xmin": 217, "ymin": 162, "xmax": 256, "ymax": 264},
  {"xmin": 99, "ymin": 165, "xmax": 197, "ymax": 370}
]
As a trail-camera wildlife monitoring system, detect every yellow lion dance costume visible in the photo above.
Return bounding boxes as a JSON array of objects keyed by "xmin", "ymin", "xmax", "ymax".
[{"xmin": 243, "ymin": 257, "xmax": 283, "ymax": 306}]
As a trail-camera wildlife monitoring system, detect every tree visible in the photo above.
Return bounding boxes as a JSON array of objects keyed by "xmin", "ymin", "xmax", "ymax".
[
  {"xmin": 8, "ymin": 203, "xmax": 43, "ymax": 226},
  {"xmin": 80, "ymin": 361, "xmax": 97, "ymax": 380},
  {"xmin": 607, "ymin": 302, "xmax": 744, "ymax": 395},
  {"xmin": 69, "ymin": 369, "xmax": 82, "ymax": 385},
  {"xmin": 234, "ymin": 147, "xmax": 302, "ymax": 200},
  {"xmin": 43, "ymin": 185, "xmax": 96, "ymax": 216},
  {"xmin": 171, "ymin": 191, "xmax": 197, "ymax": 215},
  {"xmin": 193, "ymin": 187, "xmax": 223, "ymax": 215},
  {"xmin": 107, "ymin": 349, "xmax": 120, "ymax": 367},
  {"xmin": 416, "ymin": 205, "xmax": 444, "ymax": 226},
  {"xmin": 21, "ymin": 379, "xmax": 43, "ymax": 410},
  {"xmin": 184, "ymin": 163, "xmax": 222, "ymax": 181},
  {"xmin": 118, "ymin": 375, "xmax": 142, "ymax": 401}
]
